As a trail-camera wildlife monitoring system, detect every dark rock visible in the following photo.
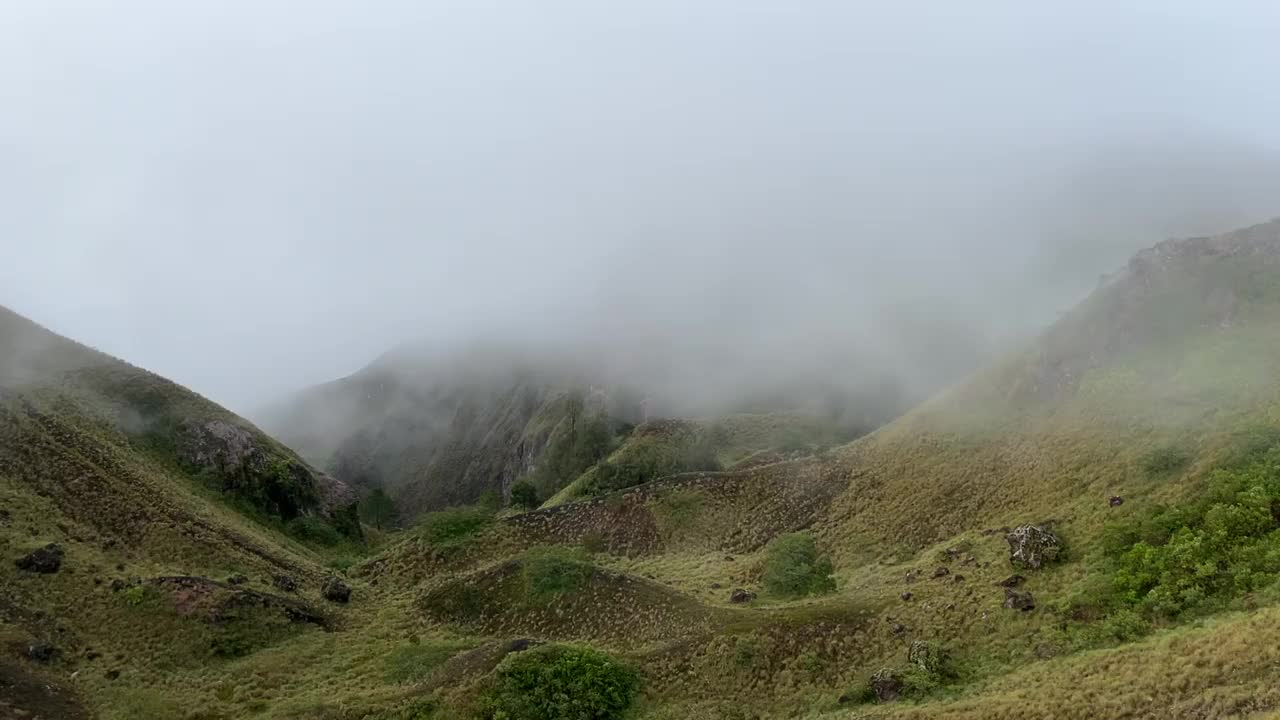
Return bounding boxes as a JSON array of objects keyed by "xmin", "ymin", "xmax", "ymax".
[
  {"xmin": 729, "ymin": 588, "xmax": 756, "ymax": 604},
  {"xmin": 932, "ymin": 566, "xmax": 950, "ymax": 579},
  {"xmin": 15, "ymin": 544, "xmax": 64, "ymax": 574},
  {"xmin": 1006, "ymin": 525, "xmax": 1062, "ymax": 570},
  {"xmin": 226, "ymin": 574, "xmax": 248, "ymax": 585},
  {"xmin": 104, "ymin": 669, "xmax": 120, "ymax": 680},
  {"xmin": 321, "ymin": 577, "xmax": 351, "ymax": 603},
  {"xmin": 24, "ymin": 643, "xmax": 59, "ymax": 663},
  {"xmin": 502, "ymin": 638, "xmax": 535, "ymax": 653},
  {"xmin": 869, "ymin": 668, "xmax": 904, "ymax": 702},
  {"xmin": 272, "ymin": 574, "xmax": 298, "ymax": 592},
  {"xmin": 904, "ymin": 569, "xmax": 920, "ymax": 583},
  {"xmin": 900, "ymin": 591, "xmax": 914, "ymax": 601},
  {"xmin": 999, "ymin": 574, "xmax": 1025, "ymax": 588},
  {"xmin": 953, "ymin": 574, "xmax": 966, "ymax": 583},
  {"xmin": 889, "ymin": 621, "xmax": 907, "ymax": 635},
  {"xmin": 1034, "ymin": 642, "xmax": 1059, "ymax": 659},
  {"xmin": 724, "ymin": 555, "xmax": 735, "ymax": 562},
  {"xmin": 710, "ymin": 582, "xmax": 723, "ymax": 589},
  {"xmin": 1109, "ymin": 495, "xmax": 1125, "ymax": 507},
  {"xmin": 1003, "ymin": 588, "xmax": 1036, "ymax": 611}
]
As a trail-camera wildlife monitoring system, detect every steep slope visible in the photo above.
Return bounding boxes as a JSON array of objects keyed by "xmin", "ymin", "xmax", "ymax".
[
  {"xmin": 261, "ymin": 352, "xmax": 644, "ymax": 518},
  {"xmin": 0, "ymin": 306, "xmax": 362, "ymax": 718}
]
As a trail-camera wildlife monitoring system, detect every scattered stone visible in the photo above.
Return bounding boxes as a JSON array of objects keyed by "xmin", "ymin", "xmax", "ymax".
[
  {"xmin": 889, "ymin": 621, "xmax": 907, "ymax": 635},
  {"xmin": 1006, "ymin": 525, "xmax": 1062, "ymax": 570},
  {"xmin": 321, "ymin": 577, "xmax": 351, "ymax": 604},
  {"xmin": 24, "ymin": 643, "xmax": 59, "ymax": 663},
  {"xmin": 104, "ymin": 669, "xmax": 120, "ymax": 680},
  {"xmin": 953, "ymin": 574, "xmax": 966, "ymax": 583},
  {"xmin": 998, "ymin": 574, "xmax": 1025, "ymax": 588},
  {"xmin": 904, "ymin": 569, "xmax": 920, "ymax": 583},
  {"xmin": 272, "ymin": 574, "xmax": 298, "ymax": 592},
  {"xmin": 1109, "ymin": 495, "xmax": 1125, "ymax": 507},
  {"xmin": 932, "ymin": 566, "xmax": 950, "ymax": 579},
  {"xmin": 710, "ymin": 582, "xmax": 723, "ymax": 590},
  {"xmin": 724, "ymin": 555, "xmax": 735, "ymax": 562},
  {"xmin": 1003, "ymin": 588, "xmax": 1036, "ymax": 611},
  {"xmin": 226, "ymin": 574, "xmax": 248, "ymax": 585},
  {"xmin": 15, "ymin": 544, "xmax": 64, "ymax": 574},
  {"xmin": 900, "ymin": 591, "xmax": 914, "ymax": 601},
  {"xmin": 729, "ymin": 588, "xmax": 756, "ymax": 604},
  {"xmin": 869, "ymin": 668, "xmax": 904, "ymax": 702}
]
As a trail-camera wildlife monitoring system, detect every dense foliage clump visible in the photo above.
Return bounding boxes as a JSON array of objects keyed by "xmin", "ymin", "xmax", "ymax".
[
  {"xmin": 358, "ymin": 487, "xmax": 397, "ymax": 529},
  {"xmin": 1106, "ymin": 447, "xmax": 1280, "ymax": 617},
  {"xmin": 761, "ymin": 532, "xmax": 836, "ymax": 598},
  {"xmin": 509, "ymin": 480, "xmax": 540, "ymax": 510},
  {"xmin": 416, "ymin": 506, "xmax": 493, "ymax": 546},
  {"xmin": 478, "ymin": 645, "xmax": 640, "ymax": 720}
]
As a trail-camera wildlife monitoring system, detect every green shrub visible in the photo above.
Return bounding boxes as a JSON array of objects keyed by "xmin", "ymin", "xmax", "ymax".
[
  {"xmin": 286, "ymin": 515, "xmax": 344, "ymax": 546},
  {"xmin": 761, "ymin": 532, "xmax": 836, "ymax": 598},
  {"xmin": 1107, "ymin": 447, "xmax": 1280, "ymax": 617},
  {"xmin": 522, "ymin": 547, "xmax": 593, "ymax": 603},
  {"xmin": 509, "ymin": 480, "xmax": 540, "ymax": 510},
  {"xmin": 358, "ymin": 487, "xmax": 397, "ymax": 529},
  {"xmin": 416, "ymin": 507, "xmax": 493, "ymax": 546},
  {"xmin": 478, "ymin": 645, "xmax": 640, "ymax": 720},
  {"xmin": 1143, "ymin": 445, "xmax": 1192, "ymax": 475}
]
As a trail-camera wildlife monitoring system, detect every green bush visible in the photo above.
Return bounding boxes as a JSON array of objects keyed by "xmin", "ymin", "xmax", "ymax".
[
  {"xmin": 1107, "ymin": 447, "xmax": 1280, "ymax": 617},
  {"xmin": 509, "ymin": 480, "xmax": 540, "ymax": 510},
  {"xmin": 416, "ymin": 507, "xmax": 493, "ymax": 546},
  {"xmin": 761, "ymin": 532, "xmax": 836, "ymax": 598},
  {"xmin": 478, "ymin": 645, "xmax": 640, "ymax": 720},
  {"xmin": 358, "ymin": 487, "xmax": 397, "ymax": 529},
  {"xmin": 523, "ymin": 547, "xmax": 593, "ymax": 603},
  {"xmin": 1143, "ymin": 445, "xmax": 1192, "ymax": 475}
]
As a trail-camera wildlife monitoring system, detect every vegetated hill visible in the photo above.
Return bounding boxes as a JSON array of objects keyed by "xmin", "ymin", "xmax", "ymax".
[
  {"xmin": 260, "ymin": 349, "xmax": 648, "ymax": 519},
  {"xmin": 13, "ymin": 218, "xmax": 1280, "ymax": 720},
  {"xmin": 0, "ymin": 305, "xmax": 363, "ymax": 719},
  {"xmin": 262, "ymin": 346, "xmax": 867, "ymax": 523}
]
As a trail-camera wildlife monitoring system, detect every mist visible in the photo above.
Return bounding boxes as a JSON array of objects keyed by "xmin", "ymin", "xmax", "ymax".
[{"xmin": 4, "ymin": 1, "xmax": 1280, "ymax": 416}]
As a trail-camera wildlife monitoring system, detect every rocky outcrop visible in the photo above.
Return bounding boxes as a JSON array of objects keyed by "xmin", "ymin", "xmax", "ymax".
[
  {"xmin": 1006, "ymin": 525, "xmax": 1062, "ymax": 570},
  {"xmin": 869, "ymin": 668, "xmax": 904, "ymax": 702},
  {"xmin": 729, "ymin": 588, "xmax": 755, "ymax": 604},
  {"xmin": 176, "ymin": 419, "xmax": 360, "ymax": 538},
  {"xmin": 15, "ymin": 544, "xmax": 63, "ymax": 574},
  {"xmin": 1003, "ymin": 588, "xmax": 1035, "ymax": 611},
  {"xmin": 322, "ymin": 577, "xmax": 352, "ymax": 603}
]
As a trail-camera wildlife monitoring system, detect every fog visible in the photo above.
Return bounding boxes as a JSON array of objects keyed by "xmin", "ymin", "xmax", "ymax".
[{"xmin": 4, "ymin": 1, "xmax": 1280, "ymax": 416}]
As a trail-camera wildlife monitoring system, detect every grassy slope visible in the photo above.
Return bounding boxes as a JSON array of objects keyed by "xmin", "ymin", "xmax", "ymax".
[{"xmin": 10, "ymin": 220, "xmax": 1280, "ymax": 720}]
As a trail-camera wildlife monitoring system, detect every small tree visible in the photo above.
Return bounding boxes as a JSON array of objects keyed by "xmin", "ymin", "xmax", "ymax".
[
  {"xmin": 510, "ymin": 480, "xmax": 540, "ymax": 510},
  {"xmin": 762, "ymin": 532, "xmax": 836, "ymax": 598},
  {"xmin": 357, "ymin": 487, "xmax": 396, "ymax": 529}
]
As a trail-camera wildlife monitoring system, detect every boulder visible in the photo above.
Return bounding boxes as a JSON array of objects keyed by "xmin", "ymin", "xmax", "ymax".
[
  {"xmin": 24, "ymin": 642, "xmax": 59, "ymax": 663},
  {"xmin": 869, "ymin": 668, "xmax": 904, "ymax": 702},
  {"xmin": 1005, "ymin": 525, "xmax": 1062, "ymax": 570},
  {"xmin": 932, "ymin": 566, "xmax": 950, "ymax": 579},
  {"xmin": 729, "ymin": 588, "xmax": 756, "ymax": 604},
  {"xmin": 272, "ymin": 574, "xmax": 298, "ymax": 592},
  {"xmin": 15, "ymin": 544, "xmax": 64, "ymax": 574},
  {"xmin": 900, "ymin": 591, "xmax": 914, "ymax": 601},
  {"xmin": 322, "ymin": 577, "xmax": 352, "ymax": 604},
  {"xmin": 998, "ymin": 574, "xmax": 1026, "ymax": 588},
  {"xmin": 1109, "ymin": 495, "xmax": 1125, "ymax": 507},
  {"xmin": 1003, "ymin": 588, "xmax": 1036, "ymax": 611}
]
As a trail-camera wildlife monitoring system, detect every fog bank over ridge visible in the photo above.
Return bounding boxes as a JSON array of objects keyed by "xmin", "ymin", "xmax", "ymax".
[{"xmin": 3, "ymin": 2, "xmax": 1280, "ymax": 413}]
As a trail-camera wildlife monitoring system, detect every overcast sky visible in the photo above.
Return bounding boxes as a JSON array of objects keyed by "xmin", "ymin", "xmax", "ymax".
[{"xmin": 4, "ymin": 1, "xmax": 1280, "ymax": 413}]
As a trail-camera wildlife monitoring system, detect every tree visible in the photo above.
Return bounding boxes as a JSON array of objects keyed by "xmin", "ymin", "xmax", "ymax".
[{"xmin": 510, "ymin": 480, "xmax": 540, "ymax": 510}]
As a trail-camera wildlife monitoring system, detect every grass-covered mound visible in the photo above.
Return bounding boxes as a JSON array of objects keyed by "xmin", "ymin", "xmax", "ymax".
[{"xmin": 419, "ymin": 548, "xmax": 719, "ymax": 647}]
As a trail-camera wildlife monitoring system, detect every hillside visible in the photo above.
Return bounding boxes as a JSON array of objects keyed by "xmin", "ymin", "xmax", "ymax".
[
  {"xmin": 0, "ymin": 307, "xmax": 363, "ymax": 718},
  {"xmin": 263, "ymin": 348, "xmax": 861, "ymax": 524},
  {"xmin": 9, "ymin": 219, "xmax": 1280, "ymax": 720}
]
